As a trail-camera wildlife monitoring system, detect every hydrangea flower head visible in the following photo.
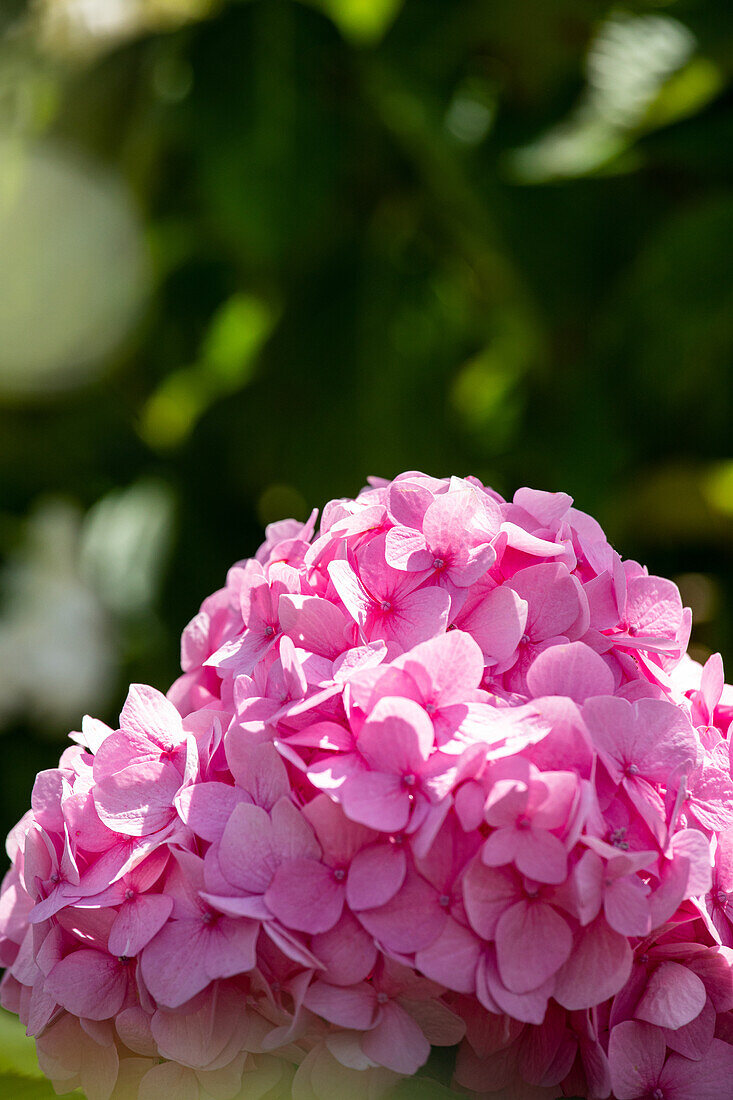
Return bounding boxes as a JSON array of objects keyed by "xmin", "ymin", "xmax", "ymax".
[{"xmin": 2, "ymin": 471, "xmax": 732, "ymax": 1099}]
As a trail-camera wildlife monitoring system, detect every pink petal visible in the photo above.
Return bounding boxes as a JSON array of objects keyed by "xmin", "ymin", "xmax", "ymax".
[
  {"xmin": 361, "ymin": 1001, "xmax": 430, "ymax": 1075},
  {"xmin": 462, "ymin": 585, "xmax": 528, "ymax": 664},
  {"xmin": 414, "ymin": 917, "xmax": 481, "ymax": 993},
  {"xmin": 553, "ymin": 917, "xmax": 632, "ymax": 1011},
  {"xmin": 175, "ymin": 782, "xmax": 249, "ymax": 842},
  {"xmin": 119, "ymin": 684, "xmax": 183, "ymax": 747},
  {"xmin": 108, "ymin": 895, "xmax": 173, "ymax": 957},
  {"xmin": 526, "ymin": 641, "xmax": 615, "ymax": 703},
  {"xmin": 311, "ymin": 911, "xmax": 378, "ymax": 986},
  {"xmin": 384, "ymin": 525, "xmax": 432, "ymax": 571},
  {"xmin": 303, "ymin": 980, "xmax": 376, "ymax": 1029},
  {"xmin": 495, "ymin": 900, "xmax": 572, "ymax": 994},
  {"xmin": 346, "ymin": 843, "xmax": 406, "ymax": 911},
  {"xmin": 604, "ymin": 876, "xmax": 651, "ymax": 937},
  {"xmin": 46, "ymin": 949, "xmax": 128, "ymax": 1020},
  {"xmin": 514, "ymin": 828, "xmax": 568, "ymax": 885},
  {"xmin": 279, "ymin": 595, "xmax": 350, "ymax": 659},
  {"xmin": 508, "ymin": 563, "xmax": 581, "ymax": 641},
  {"xmin": 357, "ymin": 870, "xmax": 446, "ymax": 953},
  {"xmin": 659, "ymin": 1039, "xmax": 733, "ymax": 1099},
  {"xmin": 383, "ymin": 586, "xmax": 451, "ymax": 648},
  {"xmin": 608, "ymin": 1020, "xmax": 665, "ymax": 1099},
  {"xmin": 635, "ymin": 962, "xmax": 706, "ymax": 1030},
  {"xmin": 662, "ymin": 996, "xmax": 715, "ymax": 1060},
  {"xmin": 463, "ymin": 861, "xmax": 521, "ymax": 939},
  {"xmin": 359, "ymin": 695, "xmax": 435, "ymax": 771},
  {"xmin": 265, "ymin": 858, "xmax": 344, "ymax": 934},
  {"xmin": 339, "ymin": 769, "xmax": 409, "ymax": 832}
]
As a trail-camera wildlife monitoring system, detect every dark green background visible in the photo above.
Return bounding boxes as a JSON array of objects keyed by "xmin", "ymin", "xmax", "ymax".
[{"xmin": 0, "ymin": 0, "xmax": 731, "ymax": 841}]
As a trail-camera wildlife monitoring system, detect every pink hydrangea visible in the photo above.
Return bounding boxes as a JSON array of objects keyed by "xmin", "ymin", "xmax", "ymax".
[{"xmin": 1, "ymin": 471, "xmax": 732, "ymax": 1100}]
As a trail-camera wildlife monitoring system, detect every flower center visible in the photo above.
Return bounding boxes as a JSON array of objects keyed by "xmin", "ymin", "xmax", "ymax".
[
  {"xmin": 717, "ymin": 889, "xmax": 728, "ymax": 906},
  {"xmin": 433, "ymin": 558, "xmax": 445, "ymax": 571},
  {"xmin": 425, "ymin": 702, "xmax": 437, "ymax": 715},
  {"xmin": 376, "ymin": 992, "xmax": 389, "ymax": 1004},
  {"xmin": 380, "ymin": 600, "xmax": 393, "ymax": 613},
  {"xmin": 438, "ymin": 894, "xmax": 451, "ymax": 908},
  {"xmin": 625, "ymin": 763, "xmax": 640, "ymax": 777},
  {"xmin": 124, "ymin": 889, "xmax": 135, "ymax": 901},
  {"xmin": 333, "ymin": 868, "xmax": 346, "ymax": 883},
  {"xmin": 652, "ymin": 1090, "xmax": 664, "ymax": 1100},
  {"xmin": 402, "ymin": 773, "xmax": 417, "ymax": 788},
  {"xmin": 264, "ymin": 625, "xmax": 276, "ymax": 637}
]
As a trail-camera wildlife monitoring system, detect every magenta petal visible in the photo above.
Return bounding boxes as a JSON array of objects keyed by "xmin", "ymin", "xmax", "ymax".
[
  {"xmin": 608, "ymin": 1020, "xmax": 665, "ymax": 1100},
  {"xmin": 635, "ymin": 962, "xmax": 707, "ymax": 1030},
  {"xmin": 265, "ymin": 858, "xmax": 344, "ymax": 934},
  {"xmin": 361, "ymin": 1001, "xmax": 430, "ymax": 1075},
  {"xmin": 46, "ymin": 949, "xmax": 127, "ymax": 1020},
  {"xmin": 495, "ymin": 900, "xmax": 572, "ymax": 994}
]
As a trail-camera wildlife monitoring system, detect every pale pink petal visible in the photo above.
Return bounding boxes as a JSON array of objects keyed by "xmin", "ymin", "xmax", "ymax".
[
  {"xmin": 279, "ymin": 594, "xmax": 350, "ymax": 658},
  {"xmin": 461, "ymin": 585, "xmax": 528, "ymax": 664},
  {"xmin": 384, "ymin": 525, "xmax": 432, "ymax": 571}
]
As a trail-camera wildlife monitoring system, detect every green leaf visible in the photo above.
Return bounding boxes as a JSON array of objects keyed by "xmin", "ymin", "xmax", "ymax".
[
  {"xmin": 0, "ymin": 1073, "xmax": 71, "ymax": 1098},
  {"xmin": 308, "ymin": 0, "xmax": 404, "ymax": 43},
  {"xmin": 388, "ymin": 1078, "xmax": 462, "ymax": 1099},
  {"xmin": 0, "ymin": 1011, "xmax": 43, "ymax": 1078}
]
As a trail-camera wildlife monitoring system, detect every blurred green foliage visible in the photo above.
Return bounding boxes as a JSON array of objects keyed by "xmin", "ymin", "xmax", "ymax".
[{"xmin": 0, "ymin": 0, "xmax": 731, "ymax": 852}]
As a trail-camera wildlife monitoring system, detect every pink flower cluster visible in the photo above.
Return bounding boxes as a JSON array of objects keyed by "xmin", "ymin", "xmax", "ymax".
[{"xmin": 2, "ymin": 472, "xmax": 733, "ymax": 1100}]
